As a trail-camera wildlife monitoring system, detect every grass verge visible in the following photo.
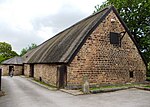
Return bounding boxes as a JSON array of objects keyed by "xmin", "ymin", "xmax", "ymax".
[
  {"xmin": 34, "ymin": 79, "xmax": 57, "ymax": 89},
  {"xmin": 143, "ymin": 85, "xmax": 150, "ymax": 88},
  {"xmin": 146, "ymin": 77, "xmax": 150, "ymax": 81},
  {"xmin": 90, "ymin": 84, "xmax": 140, "ymax": 91}
]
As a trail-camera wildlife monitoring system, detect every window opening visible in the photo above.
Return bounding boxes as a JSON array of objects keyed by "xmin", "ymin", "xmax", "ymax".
[
  {"xmin": 129, "ymin": 71, "xmax": 134, "ymax": 78},
  {"xmin": 110, "ymin": 32, "xmax": 120, "ymax": 45}
]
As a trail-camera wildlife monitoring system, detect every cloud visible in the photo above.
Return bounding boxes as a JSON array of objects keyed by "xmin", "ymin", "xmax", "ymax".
[
  {"xmin": 0, "ymin": 4, "xmax": 87, "ymax": 54},
  {"xmin": 0, "ymin": 0, "xmax": 8, "ymax": 3},
  {"xmin": 32, "ymin": 4, "xmax": 87, "ymax": 40},
  {"xmin": 0, "ymin": 22, "xmax": 43, "ymax": 54},
  {"xmin": 0, "ymin": 0, "xmax": 105, "ymax": 54}
]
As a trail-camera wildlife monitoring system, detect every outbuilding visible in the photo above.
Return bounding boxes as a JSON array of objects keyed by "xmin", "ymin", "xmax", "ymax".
[{"xmin": 1, "ymin": 56, "xmax": 23, "ymax": 76}]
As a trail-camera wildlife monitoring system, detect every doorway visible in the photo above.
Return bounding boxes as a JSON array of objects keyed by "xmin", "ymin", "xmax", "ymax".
[
  {"xmin": 30, "ymin": 64, "xmax": 34, "ymax": 77},
  {"xmin": 58, "ymin": 65, "xmax": 67, "ymax": 88},
  {"xmin": 22, "ymin": 66, "xmax": 24, "ymax": 75},
  {"xmin": 9, "ymin": 66, "xmax": 14, "ymax": 76}
]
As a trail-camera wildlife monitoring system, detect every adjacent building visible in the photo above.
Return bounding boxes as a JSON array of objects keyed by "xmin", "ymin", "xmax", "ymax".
[{"xmin": 1, "ymin": 56, "xmax": 23, "ymax": 76}]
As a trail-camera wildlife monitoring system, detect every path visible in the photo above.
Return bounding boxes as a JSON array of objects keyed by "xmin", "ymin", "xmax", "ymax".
[{"xmin": 0, "ymin": 76, "xmax": 150, "ymax": 107}]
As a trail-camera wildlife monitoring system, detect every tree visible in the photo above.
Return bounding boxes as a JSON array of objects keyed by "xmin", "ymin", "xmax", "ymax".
[
  {"xmin": 94, "ymin": 0, "xmax": 150, "ymax": 63},
  {"xmin": 0, "ymin": 42, "xmax": 18, "ymax": 63},
  {"xmin": 20, "ymin": 43, "xmax": 37, "ymax": 56}
]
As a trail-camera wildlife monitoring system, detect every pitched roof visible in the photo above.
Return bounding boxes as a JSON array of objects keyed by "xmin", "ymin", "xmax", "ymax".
[
  {"xmin": 25, "ymin": 6, "xmax": 112, "ymax": 64},
  {"xmin": 2, "ymin": 56, "xmax": 23, "ymax": 65},
  {"xmin": 22, "ymin": 48, "xmax": 37, "ymax": 63},
  {"xmin": 24, "ymin": 6, "xmax": 146, "ymax": 66}
]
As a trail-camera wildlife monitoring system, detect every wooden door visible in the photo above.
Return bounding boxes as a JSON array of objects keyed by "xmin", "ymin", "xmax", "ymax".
[
  {"xmin": 30, "ymin": 64, "xmax": 34, "ymax": 77},
  {"xmin": 58, "ymin": 65, "xmax": 67, "ymax": 88},
  {"xmin": 9, "ymin": 66, "xmax": 14, "ymax": 76}
]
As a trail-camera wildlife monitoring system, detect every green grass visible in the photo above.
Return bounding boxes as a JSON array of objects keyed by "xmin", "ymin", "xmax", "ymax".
[
  {"xmin": 143, "ymin": 85, "xmax": 150, "ymax": 88},
  {"xmin": 34, "ymin": 79, "xmax": 57, "ymax": 89},
  {"xmin": 146, "ymin": 77, "xmax": 150, "ymax": 81},
  {"xmin": 90, "ymin": 84, "xmax": 137, "ymax": 91}
]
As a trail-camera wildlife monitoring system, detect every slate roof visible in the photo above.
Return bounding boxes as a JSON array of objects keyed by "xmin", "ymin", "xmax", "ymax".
[
  {"xmin": 23, "ymin": 6, "xmax": 146, "ymax": 66},
  {"xmin": 2, "ymin": 56, "xmax": 23, "ymax": 65}
]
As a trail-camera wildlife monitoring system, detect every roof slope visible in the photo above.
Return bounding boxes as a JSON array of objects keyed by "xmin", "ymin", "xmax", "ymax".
[
  {"xmin": 2, "ymin": 56, "xmax": 23, "ymax": 65},
  {"xmin": 26, "ymin": 6, "xmax": 111, "ymax": 64},
  {"xmin": 24, "ymin": 6, "xmax": 146, "ymax": 66},
  {"xmin": 22, "ymin": 48, "xmax": 37, "ymax": 63}
]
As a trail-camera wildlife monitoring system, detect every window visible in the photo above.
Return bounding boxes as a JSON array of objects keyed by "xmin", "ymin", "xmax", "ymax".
[
  {"xmin": 110, "ymin": 32, "xmax": 120, "ymax": 45},
  {"xmin": 129, "ymin": 71, "xmax": 134, "ymax": 78}
]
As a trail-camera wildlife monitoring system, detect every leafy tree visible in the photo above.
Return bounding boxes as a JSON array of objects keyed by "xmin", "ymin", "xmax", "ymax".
[
  {"xmin": 0, "ymin": 55, "xmax": 6, "ymax": 63},
  {"xmin": 0, "ymin": 42, "xmax": 18, "ymax": 63},
  {"xmin": 20, "ymin": 43, "xmax": 37, "ymax": 56},
  {"xmin": 94, "ymin": 1, "xmax": 109, "ymax": 13}
]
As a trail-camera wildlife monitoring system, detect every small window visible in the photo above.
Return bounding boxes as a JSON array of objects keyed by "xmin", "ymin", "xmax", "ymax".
[
  {"xmin": 129, "ymin": 71, "xmax": 134, "ymax": 78},
  {"xmin": 110, "ymin": 32, "xmax": 120, "ymax": 45}
]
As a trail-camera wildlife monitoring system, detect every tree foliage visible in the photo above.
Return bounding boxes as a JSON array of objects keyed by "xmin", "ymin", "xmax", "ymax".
[
  {"xmin": 94, "ymin": 0, "xmax": 150, "ymax": 63},
  {"xmin": 0, "ymin": 42, "xmax": 18, "ymax": 63},
  {"xmin": 20, "ymin": 43, "xmax": 37, "ymax": 56}
]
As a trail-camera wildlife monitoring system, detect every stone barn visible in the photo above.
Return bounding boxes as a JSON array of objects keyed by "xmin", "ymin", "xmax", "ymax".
[
  {"xmin": 1, "ymin": 56, "xmax": 23, "ymax": 76},
  {"xmin": 23, "ymin": 6, "xmax": 146, "ymax": 89}
]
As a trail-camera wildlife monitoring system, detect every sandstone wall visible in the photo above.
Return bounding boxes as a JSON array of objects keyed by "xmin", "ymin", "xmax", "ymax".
[
  {"xmin": 34, "ymin": 64, "xmax": 58, "ymax": 87},
  {"xmin": 14, "ymin": 65, "xmax": 23, "ymax": 75},
  {"xmin": 24, "ymin": 64, "xmax": 30, "ymax": 77},
  {"xmin": 1, "ymin": 65, "xmax": 23, "ymax": 76},
  {"xmin": 1, "ymin": 65, "xmax": 8, "ymax": 76},
  {"xmin": 67, "ymin": 11, "xmax": 146, "ymax": 88}
]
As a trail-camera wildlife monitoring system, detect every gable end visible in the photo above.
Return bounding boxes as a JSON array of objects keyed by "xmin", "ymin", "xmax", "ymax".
[
  {"xmin": 111, "ymin": 6, "xmax": 147, "ymax": 66},
  {"xmin": 67, "ymin": 6, "xmax": 147, "ymax": 68}
]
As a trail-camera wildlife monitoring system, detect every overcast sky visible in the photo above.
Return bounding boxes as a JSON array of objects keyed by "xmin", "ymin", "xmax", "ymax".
[{"xmin": 0, "ymin": 0, "xmax": 105, "ymax": 54}]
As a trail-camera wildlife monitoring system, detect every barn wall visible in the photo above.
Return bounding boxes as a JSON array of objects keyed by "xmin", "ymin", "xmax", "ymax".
[
  {"xmin": 1, "ymin": 65, "xmax": 8, "ymax": 76},
  {"xmin": 1, "ymin": 65, "xmax": 23, "ymax": 76},
  {"xmin": 24, "ymin": 64, "xmax": 30, "ymax": 77},
  {"xmin": 67, "ymin": 11, "xmax": 146, "ymax": 88},
  {"xmin": 34, "ymin": 64, "xmax": 58, "ymax": 87},
  {"xmin": 14, "ymin": 65, "xmax": 23, "ymax": 75}
]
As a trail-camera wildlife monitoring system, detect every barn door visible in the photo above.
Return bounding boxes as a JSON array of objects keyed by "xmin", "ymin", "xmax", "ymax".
[
  {"xmin": 9, "ymin": 66, "xmax": 14, "ymax": 76},
  {"xmin": 22, "ymin": 65, "xmax": 24, "ymax": 75},
  {"xmin": 30, "ymin": 64, "xmax": 34, "ymax": 77},
  {"xmin": 58, "ymin": 65, "xmax": 67, "ymax": 88}
]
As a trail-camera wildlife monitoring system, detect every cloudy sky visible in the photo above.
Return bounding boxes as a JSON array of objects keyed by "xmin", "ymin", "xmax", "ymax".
[{"xmin": 0, "ymin": 0, "xmax": 105, "ymax": 54}]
